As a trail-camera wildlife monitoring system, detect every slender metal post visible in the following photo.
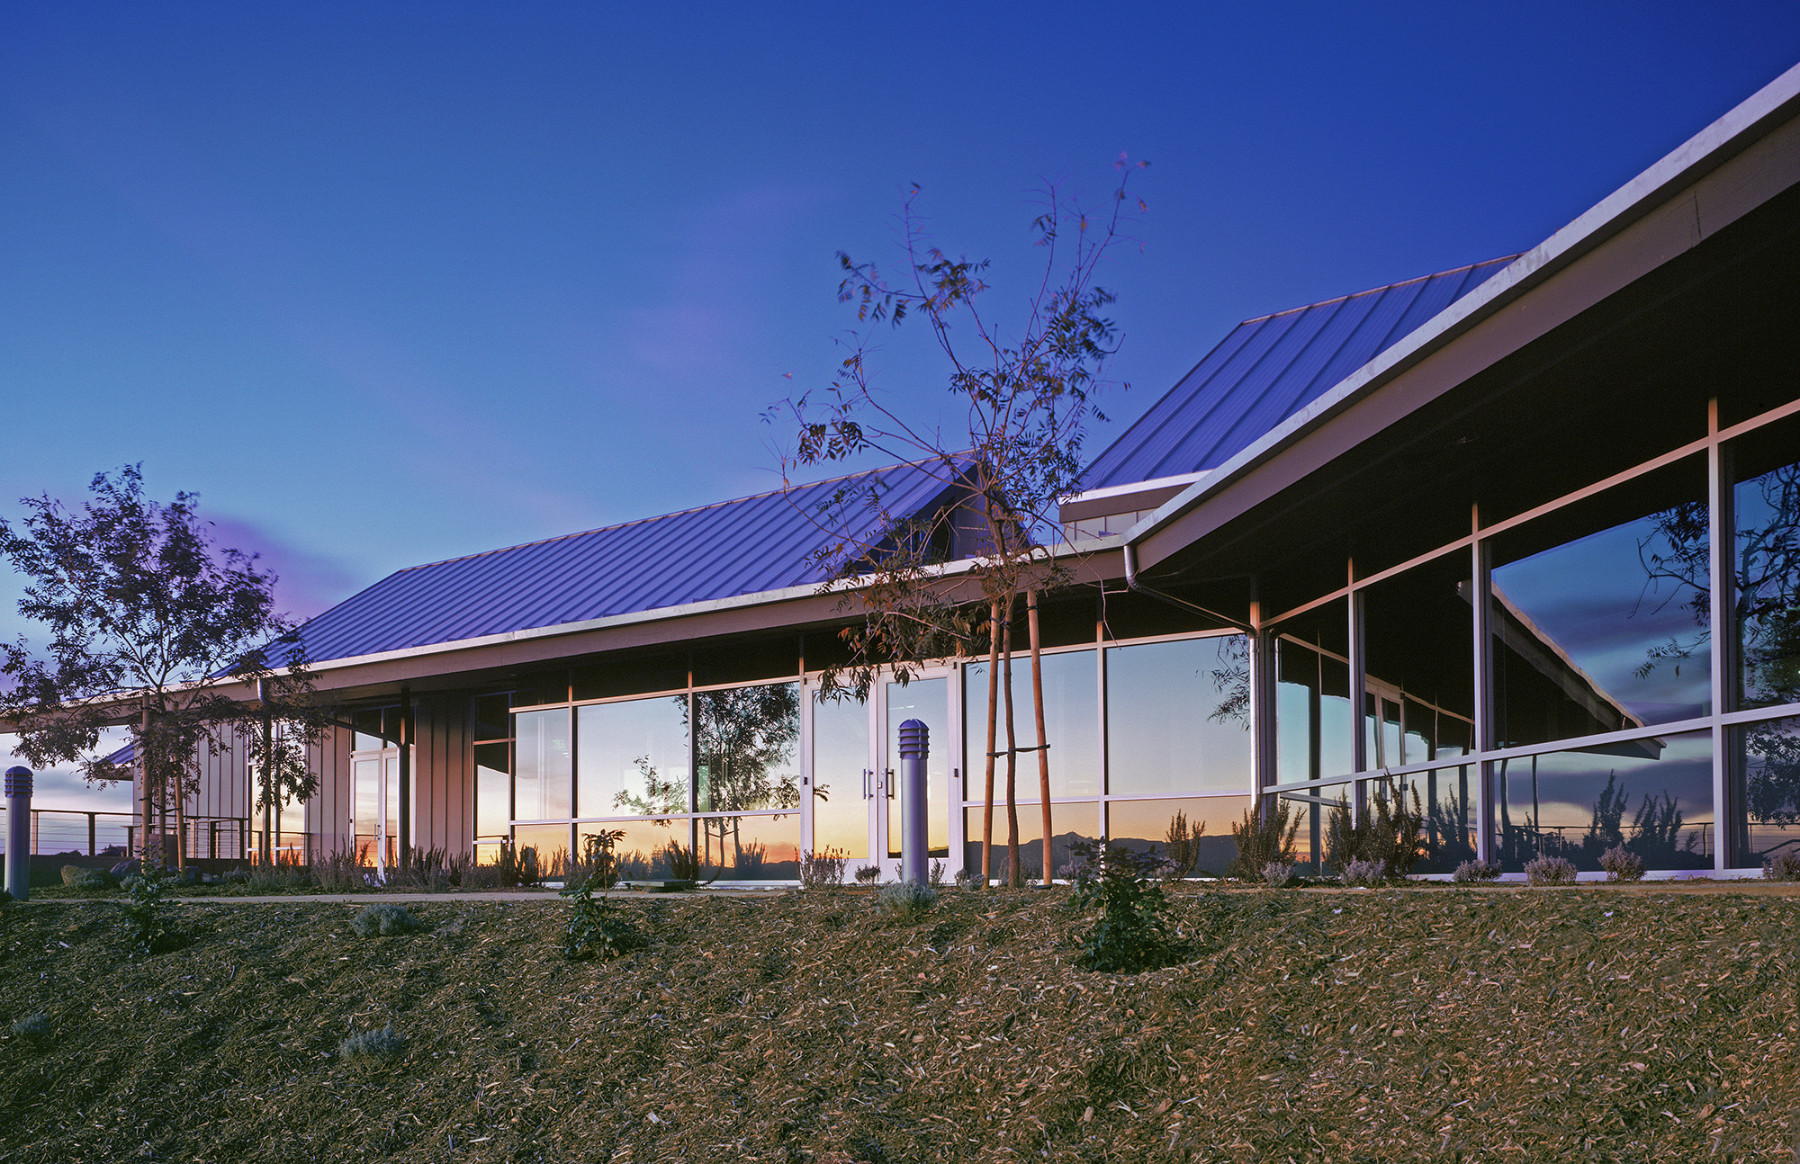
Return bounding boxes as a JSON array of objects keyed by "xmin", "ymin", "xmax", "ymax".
[
  {"xmin": 398, "ymin": 687, "xmax": 413, "ymax": 863},
  {"xmin": 1470, "ymin": 513, "xmax": 1494, "ymax": 865},
  {"xmin": 5, "ymin": 767, "xmax": 32, "ymax": 900},
  {"xmin": 1707, "ymin": 400, "xmax": 1734, "ymax": 870},
  {"xmin": 898, "ymin": 719, "xmax": 929, "ymax": 885}
]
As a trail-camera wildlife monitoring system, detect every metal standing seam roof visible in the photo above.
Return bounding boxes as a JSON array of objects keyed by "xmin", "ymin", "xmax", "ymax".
[
  {"xmin": 1080, "ymin": 256, "xmax": 1520, "ymax": 492},
  {"xmin": 284, "ymin": 461, "xmax": 964, "ymax": 665}
]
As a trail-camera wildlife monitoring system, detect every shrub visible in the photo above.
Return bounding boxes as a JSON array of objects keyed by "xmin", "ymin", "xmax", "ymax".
[
  {"xmin": 310, "ymin": 848, "xmax": 366, "ymax": 893},
  {"xmin": 497, "ymin": 842, "xmax": 543, "ymax": 888},
  {"xmin": 953, "ymin": 867, "xmax": 983, "ymax": 891},
  {"xmin": 660, "ymin": 840, "xmax": 714, "ymax": 885},
  {"xmin": 10, "ymin": 1012, "xmax": 52, "ymax": 1051},
  {"xmin": 872, "ymin": 879, "xmax": 937, "ymax": 923},
  {"xmin": 1341, "ymin": 858, "xmax": 1387, "ymax": 887},
  {"xmin": 854, "ymin": 864, "xmax": 881, "ymax": 886},
  {"xmin": 246, "ymin": 864, "xmax": 309, "ymax": 892},
  {"xmin": 337, "ymin": 1024, "xmax": 406, "ymax": 1065},
  {"xmin": 1451, "ymin": 859, "xmax": 1502, "ymax": 883},
  {"xmin": 561, "ymin": 880, "xmax": 647, "ymax": 960},
  {"xmin": 349, "ymin": 903, "xmax": 424, "ymax": 937},
  {"xmin": 1068, "ymin": 839, "xmax": 1185, "ymax": 974},
  {"xmin": 1230, "ymin": 799, "xmax": 1300, "ymax": 878},
  {"xmin": 1599, "ymin": 844, "xmax": 1646, "ymax": 883},
  {"xmin": 799, "ymin": 847, "xmax": 847, "ymax": 890},
  {"xmin": 1763, "ymin": 850, "xmax": 1800, "ymax": 882},
  {"xmin": 1524, "ymin": 855, "xmax": 1579, "ymax": 886},
  {"xmin": 1163, "ymin": 811, "xmax": 1206, "ymax": 879},
  {"xmin": 1260, "ymin": 861, "xmax": 1294, "ymax": 887},
  {"xmin": 119, "ymin": 863, "xmax": 184, "ymax": 956},
  {"xmin": 62, "ymin": 865, "xmax": 112, "ymax": 891},
  {"xmin": 929, "ymin": 858, "xmax": 946, "ymax": 889},
  {"xmin": 1325, "ymin": 778, "xmax": 1426, "ymax": 878}
]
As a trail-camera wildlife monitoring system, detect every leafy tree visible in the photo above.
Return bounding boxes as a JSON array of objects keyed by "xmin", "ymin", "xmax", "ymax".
[
  {"xmin": 0, "ymin": 466, "xmax": 327, "ymax": 868},
  {"xmin": 779, "ymin": 160, "xmax": 1146, "ymax": 886}
]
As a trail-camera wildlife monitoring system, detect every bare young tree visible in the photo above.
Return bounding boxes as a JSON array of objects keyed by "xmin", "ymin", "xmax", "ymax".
[
  {"xmin": 0, "ymin": 466, "xmax": 329, "ymax": 869},
  {"xmin": 779, "ymin": 159, "xmax": 1146, "ymax": 886}
]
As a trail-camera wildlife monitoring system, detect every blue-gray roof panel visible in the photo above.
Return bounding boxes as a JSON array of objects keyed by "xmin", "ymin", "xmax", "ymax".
[
  {"xmin": 1082, "ymin": 256, "xmax": 1519, "ymax": 490},
  {"xmin": 286, "ymin": 461, "xmax": 959, "ymax": 665}
]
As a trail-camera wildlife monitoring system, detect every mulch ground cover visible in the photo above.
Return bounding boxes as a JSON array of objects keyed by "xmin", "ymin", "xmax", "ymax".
[{"xmin": 0, "ymin": 885, "xmax": 1795, "ymax": 1163}]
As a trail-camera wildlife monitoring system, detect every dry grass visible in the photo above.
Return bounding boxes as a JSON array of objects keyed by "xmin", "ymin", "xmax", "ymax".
[{"xmin": 0, "ymin": 886, "xmax": 1795, "ymax": 1162}]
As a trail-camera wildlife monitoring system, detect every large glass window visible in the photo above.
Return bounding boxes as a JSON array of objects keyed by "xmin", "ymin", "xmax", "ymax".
[
  {"xmin": 1106, "ymin": 636, "xmax": 1252, "ymax": 797},
  {"xmin": 473, "ymin": 741, "xmax": 510, "ymax": 840},
  {"xmin": 1733, "ymin": 714, "xmax": 1800, "ymax": 865},
  {"xmin": 698, "ymin": 813, "xmax": 800, "ymax": 881},
  {"xmin": 1733, "ymin": 425, "xmax": 1800, "ymax": 712},
  {"xmin": 1273, "ymin": 600, "xmax": 1352, "ymax": 785},
  {"xmin": 1493, "ymin": 731, "xmax": 1712, "ymax": 873},
  {"xmin": 964, "ymin": 801, "xmax": 1098, "ymax": 882},
  {"xmin": 1363, "ymin": 552, "xmax": 1476, "ymax": 758},
  {"xmin": 513, "ymin": 708, "xmax": 572, "ymax": 821},
  {"xmin": 577, "ymin": 696, "xmax": 690, "ymax": 818},
  {"xmin": 1490, "ymin": 458, "xmax": 1711, "ymax": 747},
  {"xmin": 695, "ymin": 683, "xmax": 800, "ymax": 815},
  {"xmin": 1106, "ymin": 796, "xmax": 1250, "ymax": 878},
  {"xmin": 963, "ymin": 649, "xmax": 1099, "ymax": 799}
]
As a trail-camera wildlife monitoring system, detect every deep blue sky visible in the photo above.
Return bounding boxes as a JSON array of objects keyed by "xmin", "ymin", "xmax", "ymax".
[{"xmin": 4, "ymin": 3, "xmax": 1799, "ymax": 806}]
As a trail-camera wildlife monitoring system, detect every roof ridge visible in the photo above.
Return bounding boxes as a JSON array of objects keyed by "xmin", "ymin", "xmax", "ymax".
[
  {"xmin": 1237, "ymin": 254, "xmax": 1523, "ymax": 326},
  {"xmin": 388, "ymin": 454, "xmax": 972, "ymax": 576}
]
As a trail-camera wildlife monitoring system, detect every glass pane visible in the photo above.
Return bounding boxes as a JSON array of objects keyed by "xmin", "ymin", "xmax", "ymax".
[
  {"xmin": 513, "ymin": 708, "xmax": 571, "ymax": 821},
  {"xmin": 1362, "ymin": 552, "xmax": 1475, "ymax": 762},
  {"xmin": 1493, "ymin": 731, "xmax": 1712, "ymax": 873},
  {"xmin": 963, "ymin": 801, "xmax": 1099, "ymax": 883},
  {"xmin": 1400, "ymin": 761, "xmax": 1479, "ymax": 874},
  {"xmin": 474, "ymin": 742, "xmax": 510, "ymax": 840},
  {"xmin": 963, "ymin": 649, "xmax": 1099, "ymax": 799},
  {"xmin": 695, "ymin": 684, "xmax": 800, "ymax": 814},
  {"xmin": 1734, "ymin": 446, "xmax": 1800, "ymax": 710},
  {"xmin": 1107, "ymin": 636, "xmax": 1252, "ymax": 797},
  {"xmin": 511, "ymin": 823, "xmax": 571, "ymax": 875},
  {"xmin": 472, "ymin": 694, "xmax": 511, "ymax": 742},
  {"xmin": 1105, "ymin": 796, "xmax": 1250, "ymax": 877},
  {"xmin": 1491, "ymin": 457, "xmax": 1711, "ymax": 746},
  {"xmin": 572, "ymin": 652, "xmax": 687, "ymax": 702},
  {"xmin": 577, "ymin": 696, "xmax": 690, "ymax": 818},
  {"xmin": 1733, "ymin": 715, "xmax": 1800, "ymax": 865},
  {"xmin": 698, "ymin": 813, "xmax": 800, "ymax": 880},
  {"xmin": 352, "ymin": 756, "xmax": 380, "ymax": 861},
  {"xmin": 582, "ymin": 818, "xmax": 687, "ymax": 881},
  {"xmin": 887, "ymin": 677, "xmax": 948, "ymax": 857},
  {"xmin": 812, "ymin": 693, "xmax": 870, "ymax": 862}
]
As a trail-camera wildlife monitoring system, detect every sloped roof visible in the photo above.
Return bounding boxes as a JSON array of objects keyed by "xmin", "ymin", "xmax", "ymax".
[
  {"xmin": 1082, "ymin": 256, "xmax": 1519, "ymax": 491},
  {"xmin": 287, "ymin": 461, "xmax": 962, "ymax": 665}
]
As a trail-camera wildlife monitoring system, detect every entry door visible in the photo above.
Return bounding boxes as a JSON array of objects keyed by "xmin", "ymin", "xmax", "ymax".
[
  {"xmin": 352, "ymin": 749, "xmax": 400, "ymax": 876},
  {"xmin": 805, "ymin": 670, "xmax": 956, "ymax": 880}
]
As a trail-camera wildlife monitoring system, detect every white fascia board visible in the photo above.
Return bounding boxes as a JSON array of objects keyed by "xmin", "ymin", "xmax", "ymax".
[
  {"xmin": 1062, "ymin": 471, "xmax": 1208, "ymax": 507},
  {"xmin": 1122, "ymin": 60, "xmax": 1800, "ymax": 549}
]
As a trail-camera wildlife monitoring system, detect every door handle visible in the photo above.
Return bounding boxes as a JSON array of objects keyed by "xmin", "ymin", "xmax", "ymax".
[
  {"xmin": 885, "ymin": 769, "xmax": 895, "ymax": 799},
  {"xmin": 862, "ymin": 769, "xmax": 872, "ymax": 799}
]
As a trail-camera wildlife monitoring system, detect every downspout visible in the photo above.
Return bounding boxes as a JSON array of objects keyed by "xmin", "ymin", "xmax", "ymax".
[{"xmin": 1119, "ymin": 541, "xmax": 1240, "ymax": 626}]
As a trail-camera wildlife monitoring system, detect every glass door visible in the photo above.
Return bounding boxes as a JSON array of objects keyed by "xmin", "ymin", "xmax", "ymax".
[
  {"xmin": 880, "ymin": 672, "xmax": 952, "ymax": 879},
  {"xmin": 809, "ymin": 691, "xmax": 874, "ymax": 868},
  {"xmin": 352, "ymin": 749, "xmax": 400, "ymax": 879}
]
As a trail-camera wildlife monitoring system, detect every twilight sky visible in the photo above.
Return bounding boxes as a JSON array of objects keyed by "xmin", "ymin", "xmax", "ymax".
[{"xmin": 4, "ymin": 3, "xmax": 1799, "ymax": 808}]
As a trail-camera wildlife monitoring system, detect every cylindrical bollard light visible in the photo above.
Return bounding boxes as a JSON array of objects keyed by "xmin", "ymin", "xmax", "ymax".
[
  {"xmin": 5, "ymin": 766, "xmax": 32, "ymax": 901},
  {"xmin": 897, "ymin": 719, "xmax": 929, "ymax": 885}
]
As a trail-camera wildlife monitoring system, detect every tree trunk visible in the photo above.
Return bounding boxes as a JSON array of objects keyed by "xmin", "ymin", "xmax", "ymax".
[
  {"xmin": 1028, "ymin": 588, "xmax": 1052, "ymax": 887},
  {"xmin": 1003, "ymin": 592, "xmax": 1020, "ymax": 888},
  {"xmin": 981, "ymin": 595, "xmax": 1001, "ymax": 887}
]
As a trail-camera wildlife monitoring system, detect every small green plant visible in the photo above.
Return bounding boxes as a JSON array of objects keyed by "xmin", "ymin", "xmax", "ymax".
[
  {"xmin": 349, "ymin": 903, "xmax": 425, "ymax": 937},
  {"xmin": 119, "ymin": 862, "xmax": 184, "ymax": 956},
  {"xmin": 1260, "ymin": 861, "xmax": 1294, "ymax": 887},
  {"xmin": 1599, "ymin": 844, "xmax": 1645, "ymax": 883},
  {"xmin": 1230, "ymin": 798, "xmax": 1301, "ymax": 878},
  {"xmin": 571, "ymin": 829, "xmax": 624, "ymax": 891},
  {"xmin": 1068, "ymin": 839, "xmax": 1185, "ymax": 974},
  {"xmin": 1341, "ymin": 858, "xmax": 1387, "ymax": 887},
  {"xmin": 1524, "ymin": 854, "xmax": 1579, "ymax": 885},
  {"xmin": 1451, "ymin": 858, "xmax": 1502, "ymax": 883},
  {"xmin": 561, "ymin": 879, "xmax": 648, "ymax": 960},
  {"xmin": 928, "ymin": 858, "xmax": 946, "ymax": 889},
  {"xmin": 9, "ymin": 1012, "xmax": 53, "ymax": 1051},
  {"xmin": 799, "ymin": 847, "xmax": 848, "ymax": 890},
  {"xmin": 1763, "ymin": 850, "xmax": 1800, "ymax": 881},
  {"xmin": 337, "ymin": 1024, "xmax": 406, "ymax": 1065},
  {"xmin": 872, "ymin": 879, "xmax": 937, "ymax": 923}
]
